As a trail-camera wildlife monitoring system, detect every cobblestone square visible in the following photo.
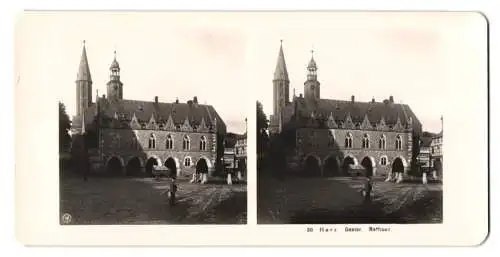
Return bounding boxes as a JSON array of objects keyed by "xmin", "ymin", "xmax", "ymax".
[
  {"xmin": 258, "ymin": 175, "xmax": 442, "ymax": 224},
  {"xmin": 60, "ymin": 177, "xmax": 247, "ymax": 225}
]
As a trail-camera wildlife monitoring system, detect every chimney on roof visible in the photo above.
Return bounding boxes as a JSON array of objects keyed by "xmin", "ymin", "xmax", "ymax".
[
  {"xmin": 175, "ymin": 98, "xmax": 179, "ymax": 104},
  {"xmin": 371, "ymin": 97, "xmax": 375, "ymax": 103},
  {"xmin": 193, "ymin": 96, "xmax": 198, "ymax": 104},
  {"xmin": 351, "ymin": 95, "xmax": 355, "ymax": 103},
  {"xmin": 187, "ymin": 100, "xmax": 193, "ymax": 105},
  {"xmin": 389, "ymin": 96, "xmax": 394, "ymax": 103},
  {"xmin": 154, "ymin": 96, "xmax": 158, "ymax": 103},
  {"xmin": 102, "ymin": 94, "xmax": 106, "ymax": 99},
  {"xmin": 299, "ymin": 93, "xmax": 303, "ymax": 98}
]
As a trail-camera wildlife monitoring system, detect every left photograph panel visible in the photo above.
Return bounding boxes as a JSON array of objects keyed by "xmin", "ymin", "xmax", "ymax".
[{"xmin": 32, "ymin": 12, "xmax": 250, "ymax": 225}]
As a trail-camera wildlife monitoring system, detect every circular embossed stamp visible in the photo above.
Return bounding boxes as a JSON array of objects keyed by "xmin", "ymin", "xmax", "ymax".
[{"xmin": 61, "ymin": 213, "xmax": 72, "ymax": 224}]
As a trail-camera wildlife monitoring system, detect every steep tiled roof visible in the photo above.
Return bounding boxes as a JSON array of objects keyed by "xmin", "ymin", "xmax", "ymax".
[
  {"xmin": 292, "ymin": 97, "xmax": 422, "ymax": 133},
  {"xmin": 74, "ymin": 98, "xmax": 226, "ymax": 133},
  {"xmin": 421, "ymin": 136, "xmax": 433, "ymax": 147}
]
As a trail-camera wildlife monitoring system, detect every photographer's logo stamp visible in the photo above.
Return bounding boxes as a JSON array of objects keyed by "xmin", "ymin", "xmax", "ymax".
[{"xmin": 61, "ymin": 213, "xmax": 72, "ymax": 224}]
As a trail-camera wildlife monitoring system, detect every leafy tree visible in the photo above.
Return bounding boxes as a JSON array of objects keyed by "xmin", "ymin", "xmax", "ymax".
[
  {"xmin": 59, "ymin": 102, "xmax": 72, "ymax": 152},
  {"xmin": 256, "ymin": 101, "xmax": 269, "ymax": 169}
]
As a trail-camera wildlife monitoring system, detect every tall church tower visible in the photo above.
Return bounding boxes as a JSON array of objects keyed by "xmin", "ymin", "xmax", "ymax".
[
  {"xmin": 106, "ymin": 50, "xmax": 123, "ymax": 102},
  {"xmin": 273, "ymin": 40, "xmax": 290, "ymax": 117},
  {"xmin": 304, "ymin": 50, "xmax": 320, "ymax": 101},
  {"xmin": 75, "ymin": 41, "xmax": 93, "ymax": 119}
]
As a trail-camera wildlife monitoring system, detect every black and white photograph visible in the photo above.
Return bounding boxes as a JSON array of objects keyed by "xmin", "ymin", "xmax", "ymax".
[
  {"xmin": 256, "ymin": 13, "xmax": 450, "ymax": 224},
  {"xmin": 14, "ymin": 10, "xmax": 488, "ymax": 246},
  {"xmin": 42, "ymin": 12, "xmax": 249, "ymax": 225}
]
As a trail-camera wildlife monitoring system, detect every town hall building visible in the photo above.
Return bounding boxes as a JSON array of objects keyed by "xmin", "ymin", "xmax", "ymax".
[
  {"xmin": 70, "ymin": 42, "xmax": 227, "ymax": 180},
  {"xmin": 268, "ymin": 41, "xmax": 423, "ymax": 181}
]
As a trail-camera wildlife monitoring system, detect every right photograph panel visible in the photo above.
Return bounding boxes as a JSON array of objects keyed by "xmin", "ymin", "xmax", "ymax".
[{"xmin": 256, "ymin": 12, "xmax": 444, "ymax": 225}]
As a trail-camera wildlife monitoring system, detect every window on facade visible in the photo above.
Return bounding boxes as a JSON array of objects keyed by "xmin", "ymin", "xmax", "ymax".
[
  {"xmin": 344, "ymin": 133, "xmax": 353, "ymax": 148},
  {"xmin": 148, "ymin": 134, "xmax": 156, "ymax": 149},
  {"xmin": 379, "ymin": 135, "xmax": 386, "ymax": 149},
  {"xmin": 362, "ymin": 134, "xmax": 370, "ymax": 148},
  {"xmin": 184, "ymin": 156, "xmax": 192, "ymax": 167},
  {"xmin": 183, "ymin": 135, "xmax": 191, "ymax": 150},
  {"xmin": 380, "ymin": 156, "xmax": 388, "ymax": 166},
  {"xmin": 396, "ymin": 135, "xmax": 402, "ymax": 150},
  {"xmin": 199, "ymin": 136, "xmax": 207, "ymax": 151},
  {"xmin": 166, "ymin": 134, "xmax": 174, "ymax": 150}
]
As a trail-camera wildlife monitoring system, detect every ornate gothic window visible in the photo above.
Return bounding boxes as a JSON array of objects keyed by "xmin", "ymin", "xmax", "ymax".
[
  {"xmin": 362, "ymin": 134, "xmax": 370, "ymax": 148},
  {"xmin": 166, "ymin": 134, "xmax": 174, "ymax": 150},
  {"xmin": 396, "ymin": 135, "xmax": 403, "ymax": 150},
  {"xmin": 184, "ymin": 156, "xmax": 192, "ymax": 167},
  {"xmin": 344, "ymin": 132, "xmax": 353, "ymax": 148},
  {"xmin": 183, "ymin": 135, "xmax": 191, "ymax": 150},
  {"xmin": 199, "ymin": 136, "xmax": 207, "ymax": 151},
  {"xmin": 379, "ymin": 135, "xmax": 386, "ymax": 149},
  {"xmin": 148, "ymin": 133, "xmax": 156, "ymax": 149},
  {"xmin": 380, "ymin": 156, "xmax": 388, "ymax": 166}
]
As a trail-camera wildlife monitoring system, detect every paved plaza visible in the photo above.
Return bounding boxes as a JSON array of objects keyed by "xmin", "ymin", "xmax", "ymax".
[
  {"xmin": 60, "ymin": 177, "xmax": 247, "ymax": 225},
  {"xmin": 258, "ymin": 174, "xmax": 442, "ymax": 224}
]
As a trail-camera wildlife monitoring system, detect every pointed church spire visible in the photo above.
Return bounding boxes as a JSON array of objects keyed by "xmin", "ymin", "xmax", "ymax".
[
  {"xmin": 273, "ymin": 39, "xmax": 289, "ymax": 81},
  {"xmin": 76, "ymin": 40, "xmax": 92, "ymax": 82}
]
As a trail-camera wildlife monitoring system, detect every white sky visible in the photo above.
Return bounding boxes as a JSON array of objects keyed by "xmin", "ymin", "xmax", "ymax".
[{"xmin": 16, "ymin": 11, "xmax": 486, "ymax": 134}]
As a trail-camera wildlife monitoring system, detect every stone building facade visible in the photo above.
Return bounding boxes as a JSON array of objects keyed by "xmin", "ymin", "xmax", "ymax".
[
  {"xmin": 235, "ymin": 133, "xmax": 247, "ymax": 176},
  {"xmin": 70, "ymin": 43, "xmax": 226, "ymax": 178},
  {"xmin": 431, "ymin": 125, "xmax": 443, "ymax": 178},
  {"xmin": 268, "ymin": 41, "xmax": 423, "ymax": 179}
]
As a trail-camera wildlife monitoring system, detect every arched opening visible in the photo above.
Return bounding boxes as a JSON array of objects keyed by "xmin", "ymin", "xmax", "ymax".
[
  {"xmin": 323, "ymin": 157, "xmax": 340, "ymax": 177},
  {"xmin": 342, "ymin": 156, "xmax": 355, "ymax": 175},
  {"xmin": 107, "ymin": 157, "xmax": 123, "ymax": 176},
  {"xmin": 434, "ymin": 158, "xmax": 443, "ymax": 177},
  {"xmin": 145, "ymin": 158, "xmax": 159, "ymax": 177},
  {"xmin": 361, "ymin": 157, "xmax": 374, "ymax": 177},
  {"xmin": 126, "ymin": 157, "xmax": 142, "ymax": 176},
  {"xmin": 196, "ymin": 158, "xmax": 209, "ymax": 174},
  {"xmin": 164, "ymin": 158, "xmax": 177, "ymax": 178},
  {"xmin": 303, "ymin": 156, "xmax": 321, "ymax": 177},
  {"xmin": 392, "ymin": 157, "xmax": 405, "ymax": 174}
]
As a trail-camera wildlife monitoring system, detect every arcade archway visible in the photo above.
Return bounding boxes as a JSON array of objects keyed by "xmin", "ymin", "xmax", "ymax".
[
  {"xmin": 196, "ymin": 158, "xmax": 209, "ymax": 174},
  {"xmin": 107, "ymin": 156, "xmax": 123, "ymax": 176},
  {"xmin": 361, "ymin": 157, "xmax": 374, "ymax": 177},
  {"xmin": 323, "ymin": 156, "xmax": 340, "ymax": 177},
  {"xmin": 392, "ymin": 157, "xmax": 405, "ymax": 174},
  {"xmin": 303, "ymin": 155, "xmax": 321, "ymax": 177},
  {"xmin": 126, "ymin": 157, "xmax": 142, "ymax": 176},
  {"xmin": 342, "ymin": 156, "xmax": 356, "ymax": 175},
  {"xmin": 164, "ymin": 157, "xmax": 178, "ymax": 178},
  {"xmin": 145, "ymin": 157, "xmax": 159, "ymax": 177}
]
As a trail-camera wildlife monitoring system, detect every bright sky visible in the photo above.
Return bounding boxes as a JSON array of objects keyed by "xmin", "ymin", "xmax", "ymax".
[
  {"xmin": 16, "ymin": 12, "xmax": 250, "ymax": 134},
  {"xmin": 16, "ymin": 12, "xmax": 486, "ymax": 134},
  {"xmin": 247, "ymin": 12, "xmax": 479, "ymax": 134}
]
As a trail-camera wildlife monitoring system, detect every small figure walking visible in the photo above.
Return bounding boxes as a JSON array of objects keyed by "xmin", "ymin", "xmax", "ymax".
[
  {"xmin": 167, "ymin": 178, "xmax": 178, "ymax": 207},
  {"xmin": 362, "ymin": 176, "xmax": 373, "ymax": 205}
]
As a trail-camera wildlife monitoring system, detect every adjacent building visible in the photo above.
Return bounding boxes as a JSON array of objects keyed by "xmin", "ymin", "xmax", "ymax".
[
  {"xmin": 268, "ymin": 41, "xmax": 423, "ymax": 179},
  {"xmin": 235, "ymin": 132, "xmax": 247, "ymax": 176},
  {"xmin": 70, "ymin": 42, "xmax": 227, "ymax": 178},
  {"xmin": 431, "ymin": 123, "xmax": 443, "ymax": 178}
]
